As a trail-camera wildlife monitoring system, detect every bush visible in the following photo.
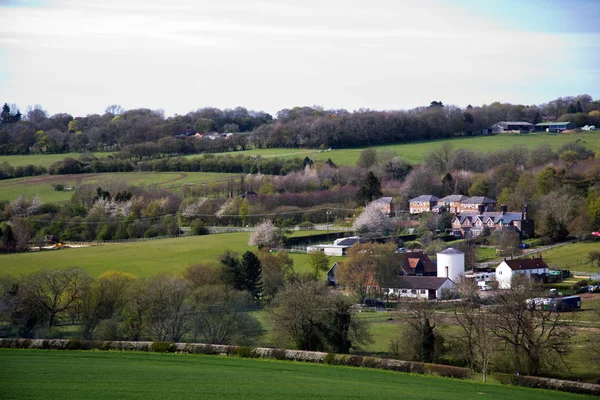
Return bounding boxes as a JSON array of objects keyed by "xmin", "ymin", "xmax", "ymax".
[
  {"xmin": 324, "ymin": 353, "xmax": 338, "ymax": 365},
  {"xmin": 297, "ymin": 221, "xmax": 315, "ymax": 230},
  {"xmin": 236, "ymin": 346, "xmax": 259, "ymax": 358},
  {"xmin": 51, "ymin": 183, "xmax": 65, "ymax": 191},
  {"xmin": 271, "ymin": 349, "xmax": 287, "ymax": 360},
  {"xmin": 424, "ymin": 363, "xmax": 472, "ymax": 379},
  {"xmin": 190, "ymin": 219, "xmax": 209, "ymax": 235},
  {"xmin": 150, "ymin": 342, "xmax": 172, "ymax": 353}
]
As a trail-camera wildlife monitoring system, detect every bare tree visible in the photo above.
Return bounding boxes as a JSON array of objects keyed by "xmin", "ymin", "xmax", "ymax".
[
  {"xmin": 490, "ymin": 229, "xmax": 521, "ymax": 259},
  {"xmin": 394, "ymin": 297, "xmax": 443, "ymax": 363},
  {"xmin": 489, "ymin": 275, "xmax": 573, "ymax": 376},
  {"xmin": 191, "ymin": 285, "xmax": 262, "ymax": 345},
  {"xmin": 19, "ymin": 268, "xmax": 91, "ymax": 330},
  {"xmin": 144, "ymin": 275, "xmax": 192, "ymax": 342}
]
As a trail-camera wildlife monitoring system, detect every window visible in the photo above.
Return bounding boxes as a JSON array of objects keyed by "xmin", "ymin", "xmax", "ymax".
[
  {"xmin": 420, "ymin": 290, "xmax": 426, "ymax": 294},
  {"xmin": 411, "ymin": 289, "xmax": 416, "ymax": 294},
  {"xmin": 401, "ymin": 289, "xmax": 407, "ymax": 293}
]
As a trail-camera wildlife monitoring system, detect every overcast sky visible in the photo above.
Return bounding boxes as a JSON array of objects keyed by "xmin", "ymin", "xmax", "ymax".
[{"xmin": 1, "ymin": 0, "xmax": 599, "ymax": 117}]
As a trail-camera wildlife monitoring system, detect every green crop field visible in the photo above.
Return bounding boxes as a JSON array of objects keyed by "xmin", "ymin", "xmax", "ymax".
[
  {"xmin": 202, "ymin": 131, "xmax": 600, "ymax": 166},
  {"xmin": 0, "ymin": 349, "xmax": 590, "ymax": 400},
  {"xmin": 539, "ymin": 241, "xmax": 600, "ymax": 273},
  {"xmin": 0, "ymin": 171, "xmax": 238, "ymax": 202},
  {"xmin": 0, "ymin": 232, "xmax": 341, "ymax": 278},
  {"xmin": 0, "ymin": 152, "xmax": 113, "ymax": 168}
]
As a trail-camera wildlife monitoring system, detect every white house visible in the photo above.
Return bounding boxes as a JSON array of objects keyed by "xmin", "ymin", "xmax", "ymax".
[
  {"xmin": 386, "ymin": 276, "xmax": 456, "ymax": 300},
  {"xmin": 495, "ymin": 256, "xmax": 549, "ymax": 289}
]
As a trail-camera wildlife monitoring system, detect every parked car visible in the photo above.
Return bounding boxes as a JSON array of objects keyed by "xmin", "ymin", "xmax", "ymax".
[{"xmin": 519, "ymin": 243, "xmax": 530, "ymax": 249}]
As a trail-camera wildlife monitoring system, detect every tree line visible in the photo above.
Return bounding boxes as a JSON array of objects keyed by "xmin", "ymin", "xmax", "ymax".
[{"xmin": 1, "ymin": 95, "xmax": 599, "ymax": 156}]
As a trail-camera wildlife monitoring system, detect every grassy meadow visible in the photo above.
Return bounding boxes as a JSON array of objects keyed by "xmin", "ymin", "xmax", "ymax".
[
  {"xmin": 216, "ymin": 131, "xmax": 600, "ymax": 166},
  {"xmin": 539, "ymin": 241, "xmax": 600, "ymax": 273},
  {"xmin": 0, "ymin": 232, "xmax": 342, "ymax": 278},
  {"xmin": 0, "ymin": 349, "xmax": 592, "ymax": 400},
  {"xmin": 0, "ymin": 171, "xmax": 239, "ymax": 202}
]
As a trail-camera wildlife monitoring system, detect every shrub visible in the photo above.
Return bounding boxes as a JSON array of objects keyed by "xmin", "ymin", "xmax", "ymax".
[
  {"xmin": 424, "ymin": 363, "xmax": 472, "ymax": 379},
  {"xmin": 190, "ymin": 219, "xmax": 209, "ymax": 235},
  {"xmin": 66, "ymin": 340, "xmax": 82, "ymax": 350},
  {"xmin": 271, "ymin": 349, "xmax": 287, "ymax": 360},
  {"xmin": 236, "ymin": 346, "xmax": 258, "ymax": 358},
  {"xmin": 150, "ymin": 342, "xmax": 172, "ymax": 353},
  {"xmin": 324, "ymin": 353, "xmax": 338, "ymax": 365}
]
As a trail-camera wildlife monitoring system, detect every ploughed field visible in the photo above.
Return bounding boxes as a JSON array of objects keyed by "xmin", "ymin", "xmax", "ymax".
[{"xmin": 0, "ymin": 349, "xmax": 591, "ymax": 400}]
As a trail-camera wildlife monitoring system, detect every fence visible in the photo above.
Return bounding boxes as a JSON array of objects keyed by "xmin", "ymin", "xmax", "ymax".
[{"xmin": 570, "ymin": 271, "xmax": 600, "ymax": 280}]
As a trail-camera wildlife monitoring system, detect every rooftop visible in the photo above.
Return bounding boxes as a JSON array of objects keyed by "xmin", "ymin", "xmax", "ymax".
[
  {"xmin": 535, "ymin": 122, "xmax": 572, "ymax": 126},
  {"xmin": 386, "ymin": 276, "xmax": 451, "ymax": 290},
  {"xmin": 438, "ymin": 247, "xmax": 463, "ymax": 255},
  {"xmin": 462, "ymin": 196, "xmax": 497, "ymax": 204},
  {"xmin": 501, "ymin": 257, "xmax": 549, "ymax": 271},
  {"xmin": 410, "ymin": 195, "xmax": 439, "ymax": 202},
  {"xmin": 372, "ymin": 197, "xmax": 393, "ymax": 204}
]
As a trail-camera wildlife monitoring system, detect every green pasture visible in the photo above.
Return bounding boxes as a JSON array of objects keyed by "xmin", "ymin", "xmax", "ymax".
[
  {"xmin": 539, "ymin": 241, "xmax": 600, "ymax": 273},
  {"xmin": 207, "ymin": 131, "xmax": 600, "ymax": 166},
  {"xmin": 0, "ymin": 152, "xmax": 112, "ymax": 168},
  {"xmin": 0, "ymin": 349, "xmax": 590, "ymax": 400},
  {"xmin": 0, "ymin": 171, "xmax": 238, "ymax": 202},
  {"xmin": 0, "ymin": 232, "xmax": 341, "ymax": 278}
]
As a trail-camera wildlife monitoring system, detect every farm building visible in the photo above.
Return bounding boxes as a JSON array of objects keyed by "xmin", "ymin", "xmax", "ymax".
[
  {"xmin": 534, "ymin": 122, "xmax": 575, "ymax": 132},
  {"xmin": 491, "ymin": 121, "xmax": 534, "ymax": 133},
  {"xmin": 495, "ymin": 256, "xmax": 549, "ymax": 289},
  {"xmin": 386, "ymin": 276, "xmax": 456, "ymax": 300},
  {"xmin": 307, "ymin": 236, "xmax": 362, "ymax": 256}
]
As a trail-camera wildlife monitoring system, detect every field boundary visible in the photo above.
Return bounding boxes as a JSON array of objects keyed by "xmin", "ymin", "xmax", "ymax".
[{"xmin": 1, "ymin": 338, "xmax": 599, "ymax": 396}]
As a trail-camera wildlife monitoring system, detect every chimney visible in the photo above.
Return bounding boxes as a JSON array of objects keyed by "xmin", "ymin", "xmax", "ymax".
[
  {"xmin": 478, "ymin": 204, "xmax": 485, "ymax": 215},
  {"xmin": 445, "ymin": 266, "xmax": 449, "ymax": 278},
  {"xmin": 500, "ymin": 204, "xmax": 507, "ymax": 214}
]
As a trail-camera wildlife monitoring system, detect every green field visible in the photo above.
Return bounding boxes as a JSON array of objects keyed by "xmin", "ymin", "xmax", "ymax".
[
  {"xmin": 539, "ymin": 241, "xmax": 600, "ymax": 273},
  {"xmin": 208, "ymin": 131, "xmax": 600, "ymax": 166},
  {"xmin": 0, "ymin": 349, "xmax": 590, "ymax": 400},
  {"xmin": 0, "ymin": 152, "xmax": 113, "ymax": 168},
  {"xmin": 0, "ymin": 171, "xmax": 238, "ymax": 202},
  {"xmin": 0, "ymin": 232, "xmax": 341, "ymax": 278}
]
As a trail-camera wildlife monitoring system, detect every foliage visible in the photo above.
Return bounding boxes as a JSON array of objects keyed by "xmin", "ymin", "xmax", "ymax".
[
  {"xmin": 352, "ymin": 204, "xmax": 394, "ymax": 239},
  {"xmin": 248, "ymin": 220, "xmax": 284, "ymax": 249},
  {"xmin": 356, "ymin": 171, "xmax": 382, "ymax": 205}
]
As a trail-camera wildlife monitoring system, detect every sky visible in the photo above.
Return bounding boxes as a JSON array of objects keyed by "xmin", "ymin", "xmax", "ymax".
[{"xmin": 0, "ymin": 0, "xmax": 599, "ymax": 117}]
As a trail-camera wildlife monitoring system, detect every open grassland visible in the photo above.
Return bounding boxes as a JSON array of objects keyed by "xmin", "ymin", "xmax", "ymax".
[
  {"xmin": 0, "ymin": 171, "xmax": 238, "ymax": 202},
  {"xmin": 209, "ymin": 131, "xmax": 600, "ymax": 166},
  {"xmin": 0, "ymin": 349, "xmax": 591, "ymax": 400},
  {"xmin": 0, "ymin": 232, "xmax": 341, "ymax": 278},
  {"xmin": 0, "ymin": 152, "xmax": 113, "ymax": 168},
  {"xmin": 539, "ymin": 241, "xmax": 600, "ymax": 273}
]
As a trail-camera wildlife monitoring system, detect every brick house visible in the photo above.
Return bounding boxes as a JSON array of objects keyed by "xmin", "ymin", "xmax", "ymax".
[
  {"xmin": 437, "ymin": 195, "xmax": 469, "ymax": 214},
  {"xmin": 451, "ymin": 205, "xmax": 534, "ymax": 238},
  {"xmin": 399, "ymin": 251, "xmax": 437, "ymax": 276},
  {"xmin": 409, "ymin": 195, "xmax": 439, "ymax": 214},
  {"xmin": 371, "ymin": 197, "xmax": 394, "ymax": 216},
  {"xmin": 458, "ymin": 197, "xmax": 497, "ymax": 213}
]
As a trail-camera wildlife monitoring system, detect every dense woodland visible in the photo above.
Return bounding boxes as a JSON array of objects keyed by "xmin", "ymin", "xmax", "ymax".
[{"xmin": 1, "ymin": 95, "xmax": 599, "ymax": 156}]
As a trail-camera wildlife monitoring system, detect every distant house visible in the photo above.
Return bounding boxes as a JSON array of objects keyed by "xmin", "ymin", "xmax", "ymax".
[
  {"xmin": 534, "ymin": 122, "xmax": 575, "ymax": 133},
  {"xmin": 239, "ymin": 191, "xmax": 257, "ymax": 199},
  {"xmin": 491, "ymin": 121, "xmax": 534, "ymax": 134},
  {"xmin": 409, "ymin": 195, "xmax": 439, "ymax": 214},
  {"xmin": 437, "ymin": 195, "xmax": 468, "ymax": 214},
  {"xmin": 458, "ymin": 196, "xmax": 497, "ymax": 213},
  {"xmin": 371, "ymin": 197, "xmax": 394, "ymax": 216},
  {"xmin": 496, "ymin": 256, "xmax": 549, "ymax": 289},
  {"xmin": 385, "ymin": 276, "xmax": 456, "ymax": 300},
  {"xmin": 399, "ymin": 251, "xmax": 437, "ymax": 276},
  {"xmin": 451, "ymin": 205, "xmax": 534, "ymax": 238}
]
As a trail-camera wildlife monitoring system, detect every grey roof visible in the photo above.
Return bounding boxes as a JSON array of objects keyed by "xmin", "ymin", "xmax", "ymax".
[
  {"xmin": 373, "ymin": 197, "xmax": 393, "ymax": 204},
  {"xmin": 439, "ymin": 195, "xmax": 468, "ymax": 203},
  {"xmin": 493, "ymin": 121, "xmax": 533, "ymax": 127},
  {"xmin": 458, "ymin": 211, "xmax": 523, "ymax": 223},
  {"xmin": 386, "ymin": 276, "xmax": 451, "ymax": 290},
  {"xmin": 438, "ymin": 247, "xmax": 463, "ymax": 255},
  {"xmin": 410, "ymin": 195, "xmax": 439, "ymax": 202},
  {"xmin": 461, "ymin": 196, "xmax": 497, "ymax": 204},
  {"xmin": 535, "ymin": 122, "xmax": 572, "ymax": 126}
]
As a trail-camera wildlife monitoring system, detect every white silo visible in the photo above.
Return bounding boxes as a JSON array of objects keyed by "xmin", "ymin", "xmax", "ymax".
[{"xmin": 436, "ymin": 247, "xmax": 465, "ymax": 281}]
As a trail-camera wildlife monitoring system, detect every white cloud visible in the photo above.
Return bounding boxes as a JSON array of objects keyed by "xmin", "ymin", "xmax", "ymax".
[{"xmin": 0, "ymin": 0, "xmax": 598, "ymax": 116}]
